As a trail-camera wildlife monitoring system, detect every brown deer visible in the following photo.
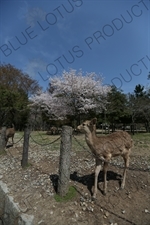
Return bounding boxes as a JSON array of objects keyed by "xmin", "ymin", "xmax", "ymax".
[
  {"xmin": 5, "ymin": 124, "xmax": 15, "ymax": 146},
  {"xmin": 50, "ymin": 126, "xmax": 58, "ymax": 135},
  {"xmin": 77, "ymin": 118, "xmax": 133, "ymax": 199}
]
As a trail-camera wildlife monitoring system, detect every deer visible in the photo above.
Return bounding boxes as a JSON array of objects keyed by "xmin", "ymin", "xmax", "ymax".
[
  {"xmin": 5, "ymin": 124, "xmax": 15, "ymax": 146},
  {"xmin": 77, "ymin": 118, "xmax": 133, "ymax": 199},
  {"xmin": 50, "ymin": 126, "xmax": 58, "ymax": 135}
]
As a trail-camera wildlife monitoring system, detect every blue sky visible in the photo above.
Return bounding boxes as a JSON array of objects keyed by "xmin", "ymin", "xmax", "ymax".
[{"xmin": 0, "ymin": 0, "xmax": 150, "ymax": 93}]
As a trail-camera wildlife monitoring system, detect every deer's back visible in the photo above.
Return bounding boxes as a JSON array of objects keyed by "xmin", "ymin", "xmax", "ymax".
[
  {"xmin": 6, "ymin": 128, "xmax": 15, "ymax": 137},
  {"xmin": 92, "ymin": 130, "xmax": 133, "ymax": 157}
]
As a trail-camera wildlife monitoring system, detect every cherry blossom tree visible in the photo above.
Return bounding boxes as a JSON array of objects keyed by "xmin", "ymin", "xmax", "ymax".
[{"xmin": 30, "ymin": 69, "xmax": 111, "ymax": 121}]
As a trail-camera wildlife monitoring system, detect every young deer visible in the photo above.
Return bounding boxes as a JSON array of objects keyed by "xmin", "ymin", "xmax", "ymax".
[
  {"xmin": 77, "ymin": 118, "xmax": 133, "ymax": 199},
  {"xmin": 5, "ymin": 124, "xmax": 15, "ymax": 146}
]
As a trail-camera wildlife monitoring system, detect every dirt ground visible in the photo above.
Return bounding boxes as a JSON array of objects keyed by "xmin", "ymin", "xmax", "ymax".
[{"xmin": 0, "ymin": 133, "xmax": 150, "ymax": 225}]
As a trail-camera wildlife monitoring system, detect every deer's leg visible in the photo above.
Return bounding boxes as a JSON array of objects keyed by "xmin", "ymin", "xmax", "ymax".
[
  {"xmin": 103, "ymin": 161, "xmax": 108, "ymax": 195},
  {"xmin": 12, "ymin": 135, "xmax": 14, "ymax": 144},
  {"xmin": 93, "ymin": 159, "xmax": 102, "ymax": 199},
  {"xmin": 121, "ymin": 151, "xmax": 130, "ymax": 189},
  {"xmin": 5, "ymin": 137, "xmax": 8, "ymax": 147}
]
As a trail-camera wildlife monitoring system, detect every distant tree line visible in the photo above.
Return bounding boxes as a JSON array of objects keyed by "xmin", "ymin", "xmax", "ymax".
[
  {"xmin": 1, "ymin": 64, "xmax": 150, "ymax": 133},
  {"xmin": 104, "ymin": 85, "xmax": 150, "ymax": 133}
]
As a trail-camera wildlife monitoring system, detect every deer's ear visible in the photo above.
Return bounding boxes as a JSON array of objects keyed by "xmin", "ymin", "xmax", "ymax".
[{"xmin": 90, "ymin": 118, "xmax": 97, "ymax": 125}]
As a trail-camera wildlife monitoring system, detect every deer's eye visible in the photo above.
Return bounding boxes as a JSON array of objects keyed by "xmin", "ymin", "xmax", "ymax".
[{"xmin": 83, "ymin": 123, "xmax": 85, "ymax": 126}]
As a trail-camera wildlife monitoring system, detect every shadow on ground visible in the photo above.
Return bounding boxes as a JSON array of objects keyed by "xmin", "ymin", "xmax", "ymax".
[{"xmin": 50, "ymin": 170, "xmax": 122, "ymax": 196}]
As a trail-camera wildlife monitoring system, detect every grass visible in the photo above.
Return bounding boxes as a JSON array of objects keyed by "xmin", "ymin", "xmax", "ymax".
[
  {"xmin": 21, "ymin": 162, "xmax": 32, "ymax": 169},
  {"xmin": 132, "ymin": 132, "xmax": 150, "ymax": 142},
  {"xmin": 54, "ymin": 186, "xmax": 77, "ymax": 202},
  {"xmin": 131, "ymin": 133, "xmax": 150, "ymax": 147},
  {"xmin": 14, "ymin": 130, "xmax": 150, "ymax": 156}
]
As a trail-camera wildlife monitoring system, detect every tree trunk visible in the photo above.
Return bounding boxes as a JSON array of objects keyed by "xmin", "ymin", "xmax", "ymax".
[
  {"xmin": 0, "ymin": 127, "xmax": 6, "ymax": 154},
  {"xmin": 21, "ymin": 128, "xmax": 30, "ymax": 168},
  {"xmin": 57, "ymin": 126, "xmax": 72, "ymax": 197},
  {"xmin": 131, "ymin": 124, "xmax": 135, "ymax": 135}
]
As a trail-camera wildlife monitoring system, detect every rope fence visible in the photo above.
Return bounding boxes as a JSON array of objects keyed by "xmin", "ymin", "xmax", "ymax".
[
  {"xmin": 1, "ymin": 127, "xmax": 149, "ymax": 176},
  {"xmin": 30, "ymin": 134, "xmax": 61, "ymax": 146}
]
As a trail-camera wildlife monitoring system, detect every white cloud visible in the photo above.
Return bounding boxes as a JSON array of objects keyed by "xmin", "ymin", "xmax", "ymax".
[
  {"xmin": 18, "ymin": 1, "xmax": 29, "ymax": 20},
  {"xmin": 24, "ymin": 58, "xmax": 47, "ymax": 77},
  {"xmin": 25, "ymin": 7, "xmax": 47, "ymax": 27}
]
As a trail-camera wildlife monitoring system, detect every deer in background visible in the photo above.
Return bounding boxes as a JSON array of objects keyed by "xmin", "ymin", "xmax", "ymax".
[
  {"xmin": 77, "ymin": 118, "xmax": 133, "ymax": 199},
  {"xmin": 5, "ymin": 124, "xmax": 15, "ymax": 146}
]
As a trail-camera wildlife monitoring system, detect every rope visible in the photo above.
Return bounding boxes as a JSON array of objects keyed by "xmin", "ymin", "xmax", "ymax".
[
  {"xmin": 29, "ymin": 134, "xmax": 61, "ymax": 146},
  {"xmin": 13, "ymin": 135, "xmax": 24, "ymax": 144}
]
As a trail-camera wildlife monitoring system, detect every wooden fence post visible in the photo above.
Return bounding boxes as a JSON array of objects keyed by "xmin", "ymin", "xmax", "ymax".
[
  {"xmin": 57, "ymin": 125, "xmax": 72, "ymax": 197},
  {"xmin": 21, "ymin": 127, "xmax": 30, "ymax": 168},
  {"xmin": 0, "ymin": 127, "xmax": 6, "ymax": 154}
]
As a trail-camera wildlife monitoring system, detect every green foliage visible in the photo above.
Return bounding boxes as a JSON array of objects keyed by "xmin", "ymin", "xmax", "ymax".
[
  {"xmin": 127, "ymin": 84, "xmax": 150, "ymax": 131},
  {"xmin": 134, "ymin": 84, "xmax": 146, "ymax": 98},
  {"xmin": 0, "ymin": 63, "xmax": 41, "ymax": 129},
  {"xmin": 0, "ymin": 88, "xmax": 29, "ymax": 127},
  {"xmin": 54, "ymin": 186, "xmax": 77, "ymax": 202},
  {"xmin": 106, "ymin": 86, "xmax": 129, "ymax": 124},
  {"xmin": 103, "ymin": 83, "xmax": 150, "ymax": 132},
  {"xmin": 0, "ymin": 63, "xmax": 41, "ymax": 96}
]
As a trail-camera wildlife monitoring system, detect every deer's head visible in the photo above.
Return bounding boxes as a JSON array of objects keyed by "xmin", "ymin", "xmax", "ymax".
[{"xmin": 77, "ymin": 118, "xmax": 97, "ymax": 134}]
